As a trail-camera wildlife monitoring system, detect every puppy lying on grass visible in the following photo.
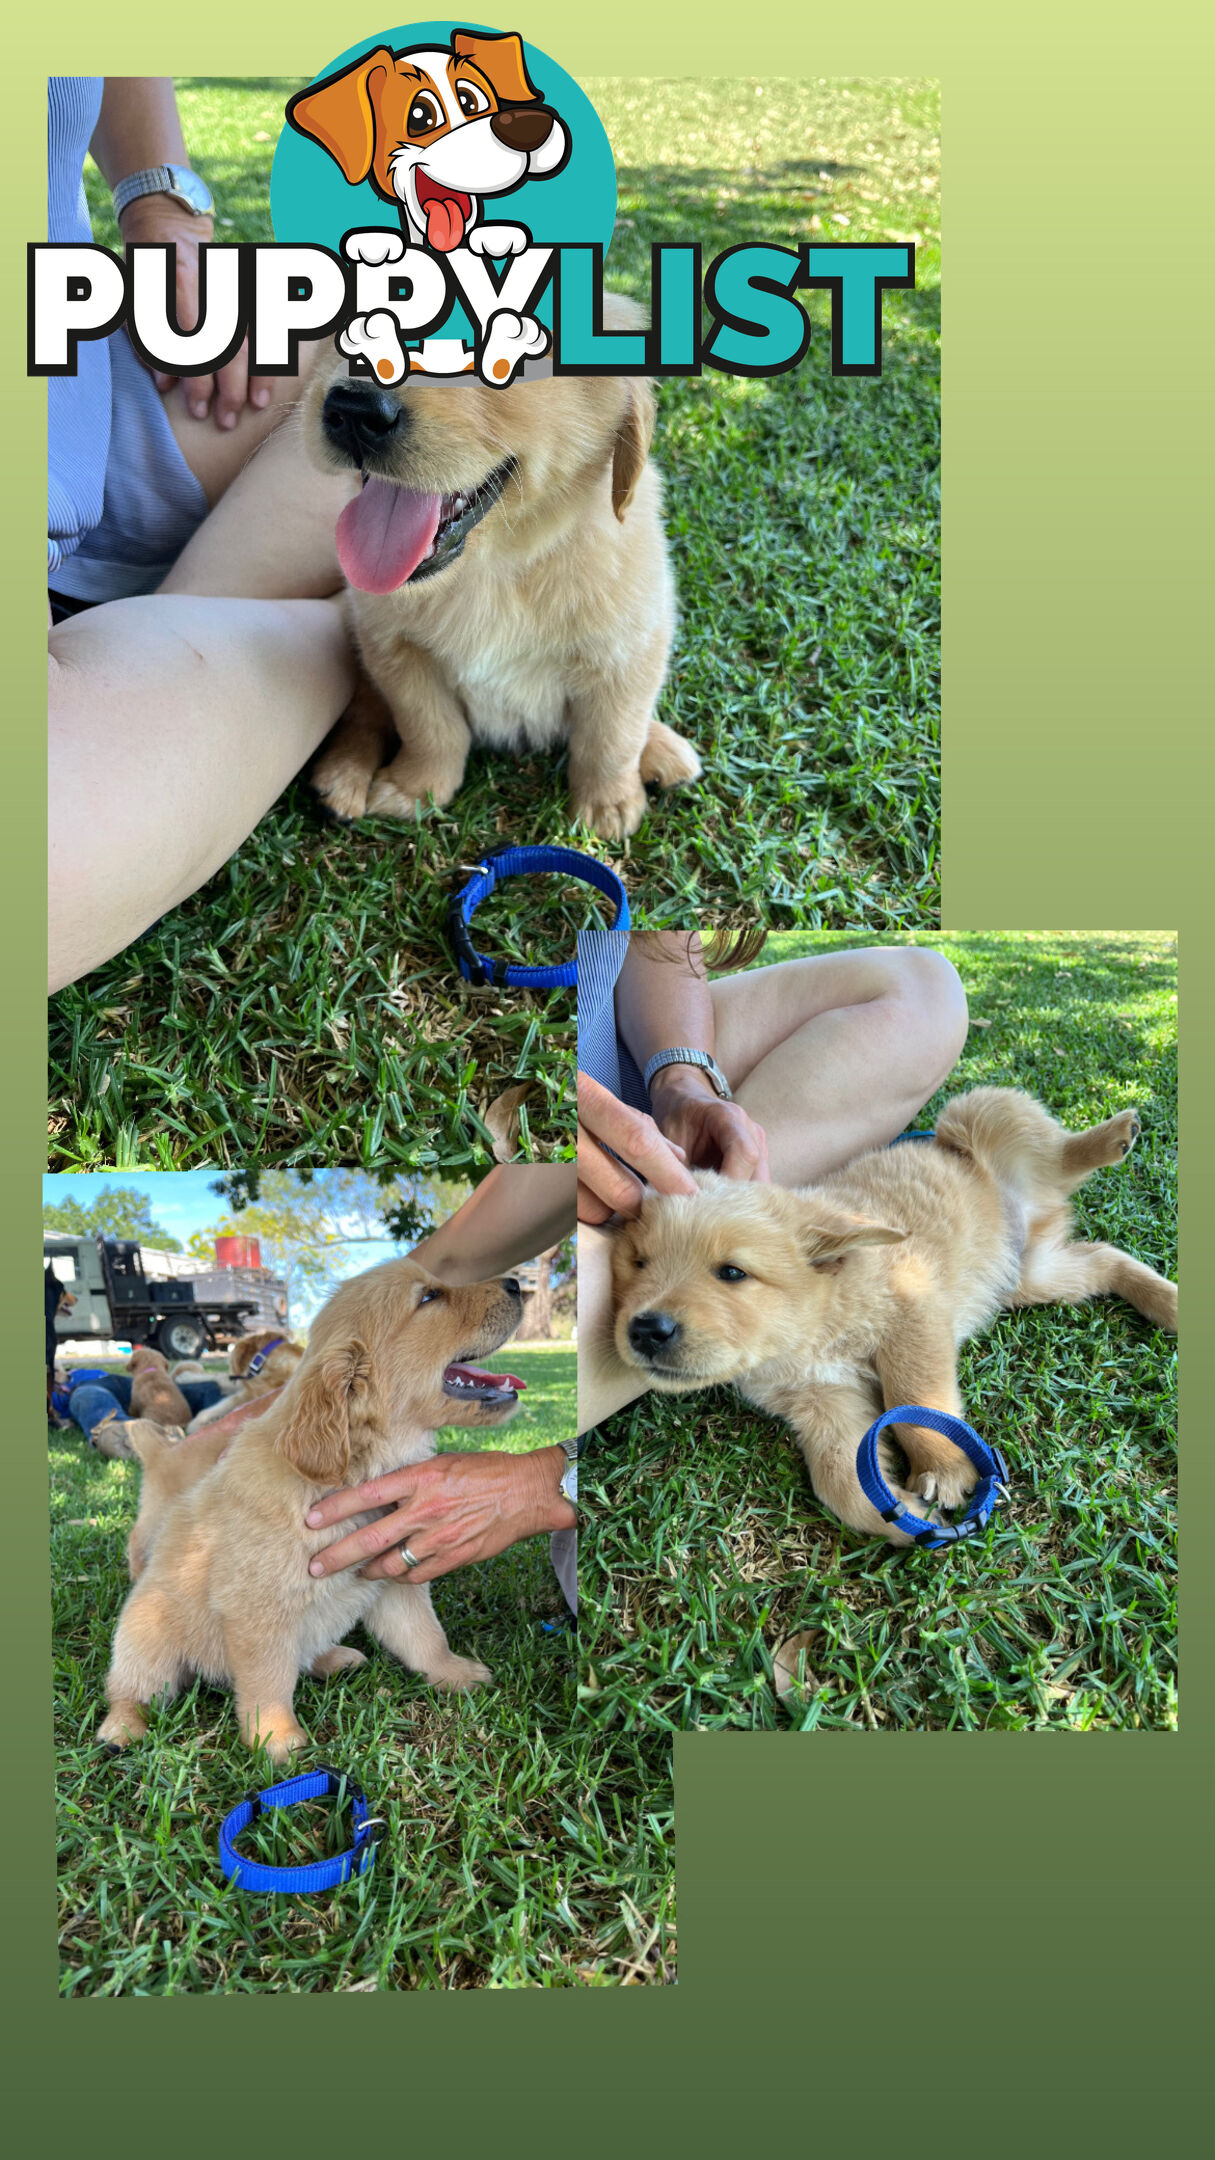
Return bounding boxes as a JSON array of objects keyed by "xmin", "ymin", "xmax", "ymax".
[
  {"xmin": 611, "ymin": 1088, "xmax": 1177, "ymax": 1545},
  {"xmin": 303, "ymin": 293, "xmax": 700, "ymax": 840},
  {"xmin": 99, "ymin": 1258, "xmax": 526, "ymax": 1762},
  {"xmin": 185, "ymin": 1328, "xmax": 304, "ymax": 1432}
]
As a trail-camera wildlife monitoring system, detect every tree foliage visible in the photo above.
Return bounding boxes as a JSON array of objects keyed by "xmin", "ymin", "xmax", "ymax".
[{"xmin": 43, "ymin": 1187, "xmax": 182, "ymax": 1251}]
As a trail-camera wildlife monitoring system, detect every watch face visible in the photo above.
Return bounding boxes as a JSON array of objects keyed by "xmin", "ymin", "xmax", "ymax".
[{"xmin": 171, "ymin": 169, "xmax": 213, "ymax": 215}]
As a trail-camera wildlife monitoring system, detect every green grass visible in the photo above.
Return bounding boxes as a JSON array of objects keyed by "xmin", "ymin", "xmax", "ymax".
[
  {"xmin": 53, "ymin": 1345, "xmax": 668, "ymax": 1991},
  {"xmin": 583, "ymin": 933, "xmax": 1177, "ymax": 1736},
  {"xmin": 50, "ymin": 76, "xmax": 939, "ymax": 1171}
]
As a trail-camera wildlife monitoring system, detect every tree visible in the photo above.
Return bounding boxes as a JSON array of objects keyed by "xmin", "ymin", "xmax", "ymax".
[
  {"xmin": 189, "ymin": 1169, "xmax": 471, "ymax": 1309},
  {"xmin": 515, "ymin": 1244, "xmax": 559, "ymax": 1341},
  {"xmin": 43, "ymin": 1187, "xmax": 182, "ymax": 1251}
]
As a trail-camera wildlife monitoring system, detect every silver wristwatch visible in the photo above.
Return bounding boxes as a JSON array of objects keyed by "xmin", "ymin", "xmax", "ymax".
[
  {"xmin": 643, "ymin": 1047, "xmax": 733, "ymax": 1100},
  {"xmin": 112, "ymin": 165, "xmax": 214, "ymax": 220},
  {"xmin": 558, "ymin": 1436, "xmax": 580, "ymax": 1507}
]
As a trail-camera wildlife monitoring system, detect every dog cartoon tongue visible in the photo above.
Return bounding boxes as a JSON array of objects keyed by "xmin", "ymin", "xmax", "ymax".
[
  {"xmin": 335, "ymin": 477, "xmax": 442, "ymax": 594},
  {"xmin": 416, "ymin": 175, "xmax": 472, "ymax": 252}
]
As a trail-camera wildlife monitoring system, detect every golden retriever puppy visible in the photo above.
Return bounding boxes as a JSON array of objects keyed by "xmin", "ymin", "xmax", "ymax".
[
  {"xmin": 99, "ymin": 1258, "xmax": 525, "ymax": 1761},
  {"xmin": 126, "ymin": 1346, "xmax": 191, "ymax": 1429},
  {"xmin": 186, "ymin": 1329, "xmax": 305, "ymax": 1432},
  {"xmin": 611, "ymin": 1088, "xmax": 1177, "ymax": 1545},
  {"xmin": 302, "ymin": 292, "xmax": 700, "ymax": 839}
]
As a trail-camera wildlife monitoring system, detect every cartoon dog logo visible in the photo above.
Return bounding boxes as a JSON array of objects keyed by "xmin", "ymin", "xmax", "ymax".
[{"xmin": 286, "ymin": 28, "xmax": 570, "ymax": 258}]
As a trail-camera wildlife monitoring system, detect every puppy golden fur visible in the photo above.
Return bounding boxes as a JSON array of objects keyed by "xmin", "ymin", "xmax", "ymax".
[
  {"xmin": 611, "ymin": 1088, "xmax": 1177, "ymax": 1545},
  {"xmin": 126, "ymin": 1346, "xmax": 191, "ymax": 1430},
  {"xmin": 100, "ymin": 1257, "xmax": 525, "ymax": 1761},
  {"xmin": 186, "ymin": 1328, "xmax": 305, "ymax": 1432},
  {"xmin": 303, "ymin": 292, "xmax": 699, "ymax": 839}
]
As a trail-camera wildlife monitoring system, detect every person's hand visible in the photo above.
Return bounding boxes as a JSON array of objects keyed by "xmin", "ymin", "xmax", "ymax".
[
  {"xmin": 648, "ymin": 1064, "xmax": 770, "ymax": 1182},
  {"xmin": 577, "ymin": 1070, "xmax": 700, "ymax": 1224},
  {"xmin": 304, "ymin": 1447, "xmax": 575, "ymax": 1586},
  {"xmin": 117, "ymin": 194, "xmax": 271, "ymax": 428}
]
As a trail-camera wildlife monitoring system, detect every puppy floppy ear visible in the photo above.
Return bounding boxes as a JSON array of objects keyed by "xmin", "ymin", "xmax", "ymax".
[
  {"xmin": 274, "ymin": 1339, "xmax": 377, "ymax": 1485},
  {"xmin": 286, "ymin": 47, "xmax": 395, "ymax": 185},
  {"xmin": 612, "ymin": 379, "xmax": 657, "ymax": 520},
  {"xmin": 452, "ymin": 30, "xmax": 540, "ymax": 104},
  {"xmin": 798, "ymin": 1201, "xmax": 906, "ymax": 1270}
]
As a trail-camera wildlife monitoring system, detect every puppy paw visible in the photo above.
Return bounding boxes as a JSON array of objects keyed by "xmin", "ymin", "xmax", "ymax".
[
  {"xmin": 426, "ymin": 1654, "xmax": 493, "ymax": 1692},
  {"xmin": 89, "ymin": 1415, "xmax": 137, "ymax": 1461},
  {"xmin": 1103, "ymin": 1109, "xmax": 1142, "ymax": 1160},
  {"xmin": 640, "ymin": 720, "xmax": 702, "ymax": 789},
  {"xmin": 98, "ymin": 1706, "xmax": 146, "ymax": 1749},
  {"xmin": 910, "ymin": 1455, "xmax": 977, "ymax": 1511},
  {"xmin": 312, "ymin": 754, "xmax": 373, "ymax": 824},
  {"xmin": 337, "ymin": 309, "xmax": 408, "ymax": 387},
  {"xmin": 343, "ymin": 228, "xmax": 406, "ymax": 266},
  {"xmin": 570, "ymin": 778, "xmax": 647, "ymax": 841},
  {"xmin": 309, "ymin": 1646, "xmax": 368, "ymax": 1679},
  {"xmin": 478, "ymin": 308, "xmax": 550, "ymax": 385},
  {"xmin": 467, "ymin": 226, "xmax": 530, "ymax": 259},
  {"xmin": 260, "ymin": 1725, "xmax": 310, "ymax": 1766}
]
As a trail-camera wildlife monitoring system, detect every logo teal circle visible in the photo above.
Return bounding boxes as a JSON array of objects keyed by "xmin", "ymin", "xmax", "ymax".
[{"xmin": 270, "ymin": 21, "xmax": 617, "ymax": 346}]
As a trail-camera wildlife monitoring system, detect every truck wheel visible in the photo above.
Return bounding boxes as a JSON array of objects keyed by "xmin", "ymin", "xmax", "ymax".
[{"xmin": 155, "ymin": 1315, "xmax": 208, "ymax": 1362}]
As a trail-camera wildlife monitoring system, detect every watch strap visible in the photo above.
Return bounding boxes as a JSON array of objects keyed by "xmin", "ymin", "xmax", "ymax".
[
  {"xmin": 113, "ymin": 165, "xmax": 213, "ymax": 219},
  {"xmin": 642, "ymin": 1047, "xmax": 733, "ymax": 1101}
]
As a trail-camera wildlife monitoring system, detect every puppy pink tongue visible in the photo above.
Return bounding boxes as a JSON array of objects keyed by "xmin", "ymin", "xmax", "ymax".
[
  {"xmin": 335, "ymin": 477, "xmax": 442, "ymax": 594},
  {"xmin": 425, "ymin": 195, "xmax": 466, "ymax": 251}
]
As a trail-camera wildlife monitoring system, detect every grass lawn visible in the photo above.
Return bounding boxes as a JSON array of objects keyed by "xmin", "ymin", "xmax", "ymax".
[
  {"xmin": 53, "ymin": 1343, "xmax": 669, "ymax": 1991},
  {"xmin": 49, "ymin": 76, "xmax": 939, "ymax": 1172},
  {"xmin": 582, "ymin": 933, "xmax": 1178, "ymax": 1737}
]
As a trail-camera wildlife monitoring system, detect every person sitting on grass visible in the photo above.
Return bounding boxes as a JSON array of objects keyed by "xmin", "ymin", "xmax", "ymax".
[{"xmin": 48, "ymin": 76, "xmax": 357, "ymax": 995}]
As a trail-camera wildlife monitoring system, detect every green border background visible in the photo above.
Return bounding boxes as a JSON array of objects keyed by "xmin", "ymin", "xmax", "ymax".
[{"xmin": 6, "ymin": 0, "xmax": 1206, "ymax": 2128}]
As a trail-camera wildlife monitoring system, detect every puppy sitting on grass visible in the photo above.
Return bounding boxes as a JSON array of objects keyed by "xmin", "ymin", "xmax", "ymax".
[
  {"xmin": 99, "ymin": 1257, "xmax": 525, "ymax": 1762},
  {"xmin": 303, "ymin": 293, "xmax": 700, "ymax": 840},
  {"xmin": 126, "ymin": 1346, "xmax": 191, "ymax": 1430},
  {"xmin": 611, "ymin": 1087, "xmax": 1177, "ymax": 1545}
]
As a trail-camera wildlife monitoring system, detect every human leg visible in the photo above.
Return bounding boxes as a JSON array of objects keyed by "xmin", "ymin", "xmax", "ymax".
[
  {"xmin": 49, "ymin": 590, "xmax": 354, "ymax": 990},
  {"xmin": 577, "ymin": 1221, "xmax": 649, "ymax": 1437},
  {"xmin": 710, "ymin": 946, "xmax": 970, "ymax": 1186}
]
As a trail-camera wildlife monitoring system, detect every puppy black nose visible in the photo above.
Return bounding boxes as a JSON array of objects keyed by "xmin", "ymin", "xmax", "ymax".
[
  {"xmin": 490, "ymin": 105, "xmax": 554, "ymax": 152},
  {"xmin": 321, "ymin": 380, "xmax": 405, "ymax": 463},
  {"xmin": 501, "ymin": 1276, "xmax": 522, "ymax": 1299},
  {"xmin": 628, "ymin": 1310, "xmax": 681, "ymax": 1359}
]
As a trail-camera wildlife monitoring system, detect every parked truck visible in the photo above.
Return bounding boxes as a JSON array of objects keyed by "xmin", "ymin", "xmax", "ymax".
[{"xmin": 45, "ymin": 1234, "xmax": 289, "ymax": 1363}]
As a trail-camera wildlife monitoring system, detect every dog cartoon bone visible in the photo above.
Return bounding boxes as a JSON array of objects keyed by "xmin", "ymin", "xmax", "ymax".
[
  {"xmin": 479, "ymin": 309, "xmax": 551, "ymax": 386},
  {"xmin": 338, "ymin": 309, "xmax": 407, "ymax": 385}
]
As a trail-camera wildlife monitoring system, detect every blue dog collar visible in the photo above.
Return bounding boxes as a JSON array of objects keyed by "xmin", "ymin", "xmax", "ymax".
[
  {"xmin": 243, "ymin": 1335, "xmax": 285, "ymax": 1379},
  {"xmin": 448, "ymin": 844, "xmax": 629, "ymax": 990},
  {"xmin": 857, "ymin": 1405, "xmax": 1009, "ymax": 1549},
  {"xmin": 219, "ymin": 1766, "xmax": 383, "ymax": 1894}
]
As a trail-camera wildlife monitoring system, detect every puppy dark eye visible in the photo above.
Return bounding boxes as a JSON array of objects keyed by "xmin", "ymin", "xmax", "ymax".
[
  {"xmin": 408, "ymin": 95, "xmax": 441, "ymax": 134},
  {"xmin": 418, "ymin": 1288, "xmax": 442, "ymax": 1306},
  {"xmin": 456, "ymin": 83, "xmax": 489, "ymax": 116},
  {"xmin": 633, "ymin": 1256, "xmax": 648, "ymax": 1270},
  {"xmin": 716, "ymin": 1264, "xmax": 748, "ymax": 1283}
]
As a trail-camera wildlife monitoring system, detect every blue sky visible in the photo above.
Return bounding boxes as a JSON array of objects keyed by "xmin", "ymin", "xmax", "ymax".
[{"xmin": 42, "ymin": 1171, "xmax": 403, "ymax": 1319}]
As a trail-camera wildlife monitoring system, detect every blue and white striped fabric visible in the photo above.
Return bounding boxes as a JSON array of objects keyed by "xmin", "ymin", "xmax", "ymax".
[
  {"xmin": 47, "ymin": 77, "xmax": 209, "ymax": 601},
  {"xmin": 576, "ymin": 930, "xmax": 649, "ymax": 1109}
]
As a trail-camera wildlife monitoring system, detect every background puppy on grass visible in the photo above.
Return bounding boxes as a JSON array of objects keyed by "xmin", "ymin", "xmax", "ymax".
[
  {"xmin": 612, "ymin": 1087, "xmax": 1177, "ymax": 1545},
  {"xmin": 186, "ymin": 1328, "xmax": 304, "ymax": 1432},
  {"xmin": 304, "ymin": 293, "xmax": 700, "ymax": 839},
  {"xmin": 126, "ymin": 1347, "xmax": 191, "ymax": 1430},
  {"xmin": 100, "ymin": 1258, "xmax": 526, "ymax": 1763}
]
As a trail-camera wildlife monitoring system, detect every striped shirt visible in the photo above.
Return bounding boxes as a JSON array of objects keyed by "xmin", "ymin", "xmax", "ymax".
[
  {"xmin": 576, "ymin": 930, "xmax": 649, "ymax": 1108},
  {"xmin": 47, "ymin": 77, "xmax": 208, "ymax": 599}
]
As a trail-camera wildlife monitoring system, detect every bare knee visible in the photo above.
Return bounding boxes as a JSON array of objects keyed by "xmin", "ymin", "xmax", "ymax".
[{"xmin": 882, "ymin": 947, "xmax": 969, "ymax": 1093}]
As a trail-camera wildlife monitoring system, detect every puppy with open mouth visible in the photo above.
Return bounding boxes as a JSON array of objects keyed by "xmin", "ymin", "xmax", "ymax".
[
  {"xmin": 99, "ymin": 1258, "xmax": 527, "ymax": 1763},
  {"xmin": 302, "ymin": 292, "xmax": 701, "ymax": 840},
  {"xmin": 610, "ymin": 1087, "xmax": 1177, "ymax": 1546}
]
